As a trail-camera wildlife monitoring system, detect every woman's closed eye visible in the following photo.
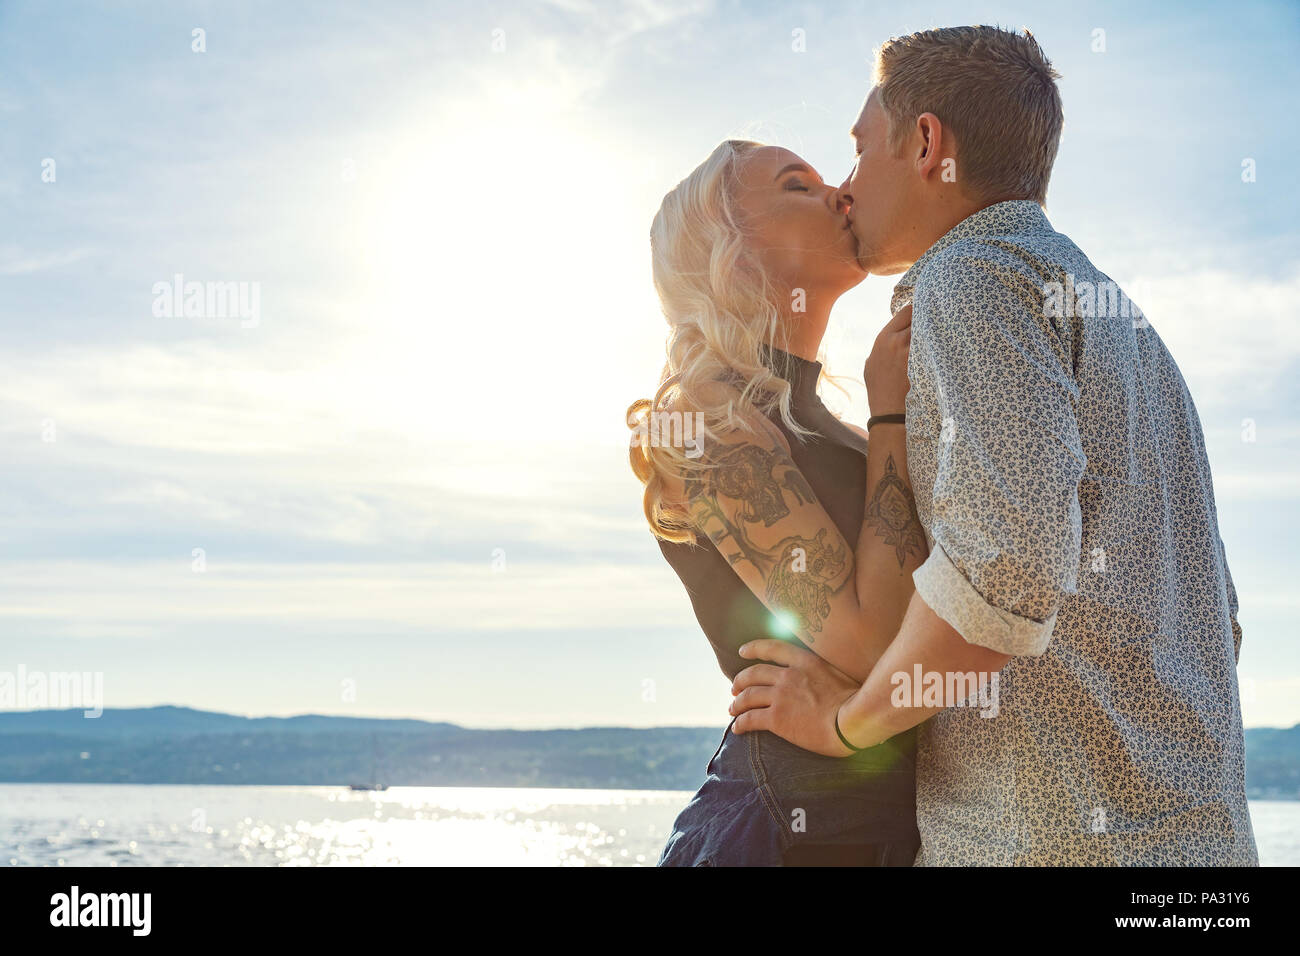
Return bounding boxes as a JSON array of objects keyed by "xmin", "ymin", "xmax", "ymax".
[{"xmin": 784, "ymin": 179, "xmax": 811, "ymax": 192}]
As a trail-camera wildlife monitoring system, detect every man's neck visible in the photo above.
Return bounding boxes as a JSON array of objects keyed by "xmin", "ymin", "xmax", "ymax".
[{"xmin": 894, "ymin": 193, "xmax": 1020, "ymax": 274}]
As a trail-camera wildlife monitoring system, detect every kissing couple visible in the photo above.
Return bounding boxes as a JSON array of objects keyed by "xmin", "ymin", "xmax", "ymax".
[{"xmin": 627, "ymin": 25, "xmax": 1257, "ymax": 867}]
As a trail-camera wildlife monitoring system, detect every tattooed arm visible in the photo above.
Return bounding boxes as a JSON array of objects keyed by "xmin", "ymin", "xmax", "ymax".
[
  {"xmin": 850, "ymin": 419, "xmax": 928, "ymax": 659},
  {"xmin": 848, "ymin": 301, "xmax": 930, "ymax": 661},
  {"xmin": 666, "ymin": 410, "xmax": 925, "ymax": 683}
]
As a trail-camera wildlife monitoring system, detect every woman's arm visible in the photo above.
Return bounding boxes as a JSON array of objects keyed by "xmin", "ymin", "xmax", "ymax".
[
  {"xmin": 663, "ymin": 309, "xmax": 927, "ymax": 682},
  {"xmin": 849, "ymin": 420, "xmax": 928, "ymax": 664},
  {"xmin": 853, "ymin": 302, "xmax": 929, "ymax": 658}
]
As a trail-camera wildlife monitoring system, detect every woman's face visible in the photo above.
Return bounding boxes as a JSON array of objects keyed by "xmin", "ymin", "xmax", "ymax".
[{"xmin": 731, "ymin": 146, "xmax": 865, "ymax": 301}]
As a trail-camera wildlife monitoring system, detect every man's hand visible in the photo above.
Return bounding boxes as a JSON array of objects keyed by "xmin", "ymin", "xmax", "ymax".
[{"xmin": 729, "ymin": 639, "xmax": 863, "ymax": 757}]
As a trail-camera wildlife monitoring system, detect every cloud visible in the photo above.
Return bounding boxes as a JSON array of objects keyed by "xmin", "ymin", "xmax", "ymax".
[
  {"xmin": 1118, "ymin": 267, "xmax": 1300, "ymax": 408},
  {"xmin": 0, "ymin": 246, "xmax": 95, "ymax": 275},
  {"xmin": 2, "ymin": 0, "xmax": 1296, "ymax": 728},
  {"xmin": 0, "ymin": 559, "xmax": 694, "ymax": 637}
]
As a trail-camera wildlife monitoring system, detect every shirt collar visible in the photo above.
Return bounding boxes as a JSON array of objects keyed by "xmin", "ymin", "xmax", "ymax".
[
  {"xmin": 759, "ymin": 343, "xmax": 821, "ymax": 405},
  {"xmin": 890, "ymin": 199, "xmax": 1053, "ymax": 313}
]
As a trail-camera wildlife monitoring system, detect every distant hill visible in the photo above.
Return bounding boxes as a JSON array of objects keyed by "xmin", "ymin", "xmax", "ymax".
[
  {"xmin": 0, "ymin": 705, "xmax": 452, "ymax": 739},
  {"xmin": 1241, "ymin": 724, "xmax": 1300, "ymax": 799},
  {"xmin": 0, "ymin": 707, "xmax": 1295, "ymax": 797},
  {"xmin": 0, "ymin": 707, "xmax": 724, "ymax": 790}
]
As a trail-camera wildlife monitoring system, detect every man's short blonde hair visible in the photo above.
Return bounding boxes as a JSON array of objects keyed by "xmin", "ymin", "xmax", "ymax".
[{"xmin": 874, "ymin": 25, "xmax": 1063, "ymax": 204}]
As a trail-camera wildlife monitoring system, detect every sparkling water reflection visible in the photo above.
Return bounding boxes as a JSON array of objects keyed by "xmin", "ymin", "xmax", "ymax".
[
  {"xmin": 2, "ymin": 785, "xmax": 1296, "ymax": 866},
  {"xmin": 1, "ymin": 785, "xmax": 689, "ymax": 867}
]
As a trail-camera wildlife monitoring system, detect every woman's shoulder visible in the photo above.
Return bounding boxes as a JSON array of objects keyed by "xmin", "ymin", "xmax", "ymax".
[
  {"xmin": 842, "ymin": 421, "xmax": 869, "ymax": 442},
  {"xmin": 654, "ymin": 394, "xmax": 793, "ymax": 508},
  {"xmin": 666, "ymin": 391, "xmax": 793, "ymax": 457}
]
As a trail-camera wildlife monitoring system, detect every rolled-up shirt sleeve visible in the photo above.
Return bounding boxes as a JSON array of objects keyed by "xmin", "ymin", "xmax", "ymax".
[{"xmin": 909, "ymin": 249, "xmax": 1087, "ymax": 657}]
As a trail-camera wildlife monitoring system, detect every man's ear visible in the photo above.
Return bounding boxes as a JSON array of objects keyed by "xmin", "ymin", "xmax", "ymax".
[{"xmin": 914, "ymin": 112, "xmax": 946, "ymax": 181}]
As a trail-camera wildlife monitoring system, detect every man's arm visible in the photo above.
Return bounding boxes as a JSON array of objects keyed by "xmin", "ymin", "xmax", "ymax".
[
  {"xmin": 730, "ymin": 248, "xmax": 1088, "ymax": 754},
  {"xmin": 729, "ymin": 591, "xmax": 1011, "ymax": 756},
  {"xmin": 907, "ymin": 251, "xmax": 1088, "ymax": 656},
  {"xmin": 835, "ymin": 591, "xmax": 1011, "ymax": 749}
]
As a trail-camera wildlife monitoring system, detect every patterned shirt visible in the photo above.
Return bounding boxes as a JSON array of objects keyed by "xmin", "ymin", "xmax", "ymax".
[{"xmin": 893, "ymin": 200, "xmax": 1257, "ymax": 865}]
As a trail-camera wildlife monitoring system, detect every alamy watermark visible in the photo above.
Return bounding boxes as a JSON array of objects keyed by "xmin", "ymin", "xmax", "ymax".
[
  {"xmin": 152, "ymin": 273, "xmax": 260, "ymax": 328},
  {"xmin": 0, "ymin": 665, "xmax": 103, "ymax": 717},
  {"xmin": 890, "ymin": 664, "xmax": 1000, "ymax": 717},
  {"xmin": 628, "ymin": 409, "xmax": 706, "ymax": 458},
  {"xmin": 50, "ymin": 886, "xmax": 150, "ymax": 936},
  {"xmin": 1042, "ymin": 274, "xmax": 1149, "ymax": 328}
]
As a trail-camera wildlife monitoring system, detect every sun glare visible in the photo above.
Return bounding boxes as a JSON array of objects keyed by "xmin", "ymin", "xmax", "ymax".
[{"xmin": 347, "ymin": 103, "xmax": 657, "ymax": 456}]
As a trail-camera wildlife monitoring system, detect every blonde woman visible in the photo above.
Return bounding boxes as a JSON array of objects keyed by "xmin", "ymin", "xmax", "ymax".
[{"xmin": 628, "ymin": 140, "xmax": 930, "ymax": 866}]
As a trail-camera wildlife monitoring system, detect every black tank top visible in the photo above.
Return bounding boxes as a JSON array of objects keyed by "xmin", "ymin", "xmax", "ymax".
[
  {"xmin": 658, "ymin": 345, "xmax": 871, "ymax": 676},
  {"xmin": 655, "ymin": 344, "xmax": 917, "ymax": 759}
]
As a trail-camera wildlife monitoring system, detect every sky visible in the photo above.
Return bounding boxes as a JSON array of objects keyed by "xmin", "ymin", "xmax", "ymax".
[{"xmin": 2, "ymin": 0, "xmax": 1297, "ymax": 729}]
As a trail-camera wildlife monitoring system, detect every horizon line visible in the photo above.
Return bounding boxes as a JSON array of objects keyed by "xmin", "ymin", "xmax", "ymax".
[{"xmin": 1, "ymin": 703, "xmax": 1293, "ymax": 735}]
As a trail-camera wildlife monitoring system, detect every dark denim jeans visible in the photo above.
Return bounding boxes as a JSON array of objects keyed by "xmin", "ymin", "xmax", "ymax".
[{"xmin": 658, "ymin": 718, "xmax": 919, "ymax": 867}]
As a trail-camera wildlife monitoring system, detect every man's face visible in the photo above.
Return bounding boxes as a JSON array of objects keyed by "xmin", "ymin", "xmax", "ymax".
[{"xmin": 843, "ymin": 89, "xmax": 918, "ymax": 275}]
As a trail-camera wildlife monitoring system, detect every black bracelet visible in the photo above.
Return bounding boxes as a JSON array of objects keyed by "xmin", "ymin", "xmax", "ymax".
[
  {"xmin": 867, "ymin": 413, "xmax": 905, "ymax": 430},
  {"xmin": 834, "ymin": 706, "xmax": 867, "ymax": 753}
]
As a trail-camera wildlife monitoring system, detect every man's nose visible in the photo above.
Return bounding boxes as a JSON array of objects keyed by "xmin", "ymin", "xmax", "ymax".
[{"xmin": 832, "ymin": 182, "xmax": 854, "ymax": 215}]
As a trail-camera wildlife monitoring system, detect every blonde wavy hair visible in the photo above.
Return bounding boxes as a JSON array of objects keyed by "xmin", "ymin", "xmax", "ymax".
[{"xmin": 627, "ymin": 139, "xmax": 831, "ymax": 545}]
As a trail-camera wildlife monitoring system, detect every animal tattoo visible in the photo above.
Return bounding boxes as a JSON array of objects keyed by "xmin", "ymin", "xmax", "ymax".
[{"xmin": 765, "ymin": 529, "xmax": 848, "ymax": 635}]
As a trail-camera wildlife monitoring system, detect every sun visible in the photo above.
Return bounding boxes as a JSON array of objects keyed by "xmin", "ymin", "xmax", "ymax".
[{"xmin": 345, "ymin": 99, "xmax": 663, "ymax": 456}]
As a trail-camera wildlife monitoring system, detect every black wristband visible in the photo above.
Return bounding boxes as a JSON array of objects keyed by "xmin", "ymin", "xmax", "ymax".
[
  {"xmin": 834, "ymin": 706, "xmax": 867, "ymax": 753},
  {"xmin": 867, "ymin": 413, "xmax": 905, "ymax": 430}
]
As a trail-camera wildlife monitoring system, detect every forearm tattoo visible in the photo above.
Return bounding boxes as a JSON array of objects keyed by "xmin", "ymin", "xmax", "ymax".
[{"xmin": 864, "ymin": 453, "xmax": 927, "ymax": 568}]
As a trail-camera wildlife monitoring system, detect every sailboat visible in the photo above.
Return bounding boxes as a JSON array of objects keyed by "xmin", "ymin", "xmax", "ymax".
[{"xmin": 349, "ymin": 733, "xmax": 388, "ymax": 791}]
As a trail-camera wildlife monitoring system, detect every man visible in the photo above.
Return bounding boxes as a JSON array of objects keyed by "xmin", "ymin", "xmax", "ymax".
[{"xmin": 729, "ymin": 25, "xmax": 1258, "ymax": 865}]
